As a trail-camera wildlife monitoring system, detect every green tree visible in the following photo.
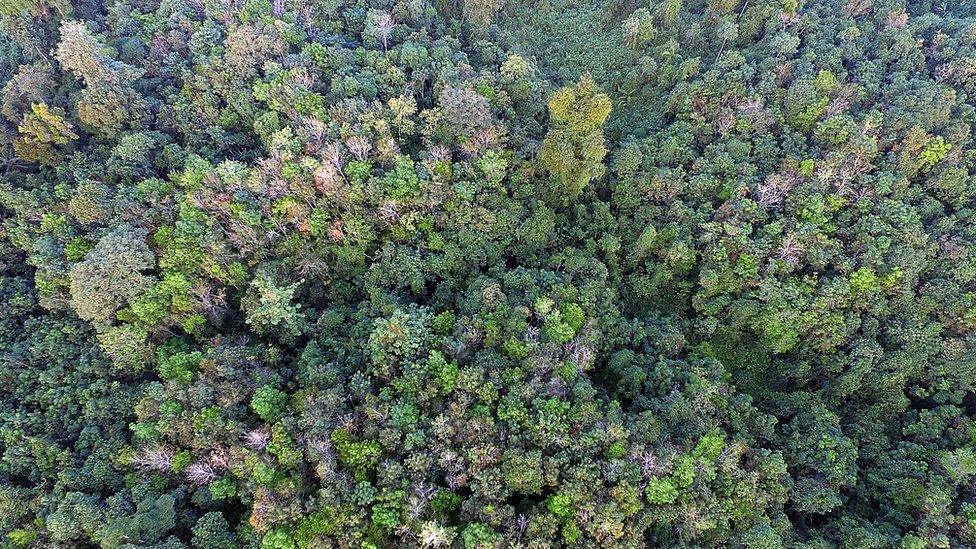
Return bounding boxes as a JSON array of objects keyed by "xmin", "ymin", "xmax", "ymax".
[{"xmin": 68, "ymin": 225, "xmax": 155, "ymax": 326}]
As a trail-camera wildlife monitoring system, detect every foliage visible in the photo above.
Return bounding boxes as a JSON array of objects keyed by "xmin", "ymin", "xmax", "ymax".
[{"xmin": 2, "ymin": 1, "xmax": 976, "ymax": 547}]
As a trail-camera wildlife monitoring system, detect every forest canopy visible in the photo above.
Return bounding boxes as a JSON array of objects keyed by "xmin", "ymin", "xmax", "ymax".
[{"xmin": 2, "ymin": 0, "xmax": 976, "ymax": 547}]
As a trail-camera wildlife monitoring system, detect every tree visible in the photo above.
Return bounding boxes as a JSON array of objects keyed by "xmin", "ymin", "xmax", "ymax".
[
  {"xmin": 13, "ymin": 102, "xmax": 77, "ymax": 165},
  {"xmin": 365, "ymin": 10, "xmax": 396, "ymax": 52},
  {"xmin": 192, "ymin": 512, "xmax": 238, "ymax": 549},
  {"xmin": 54, "ymin": 21, "xmax": 147, "ymax": 136},
  {"xmin": 463, "ymin": 0, "xmax": 503, "ymax": 26},
  {"xmin": 538, "ymin": 74, "xmax": 611, "ymax": 203},
  {"xmin": 622, "ymin": 8, "xmax": 655, "ymax": 50},
  {"xmin": 68, "ymin": 225, "xmax": 155, "ymax": 326},
  {"xmin": 1, "ymin": 61, "xmax": 54, "ymax": 124},
  {"xmin": 242, "ymin": 270, "xmax": 306, "ymax": 341}
]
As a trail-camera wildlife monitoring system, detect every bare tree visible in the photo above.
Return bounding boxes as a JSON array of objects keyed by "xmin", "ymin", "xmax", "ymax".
[
  {"xmin": 245, "ymin": 426, "xmax": 271, "ymax": 451},
  {"xmin": 372, "ymin": 12, "xmax": 396, "ymax": 52},
  {"xmin": 132, "ymin": 446, "xmax": 175, "ymax": 473},
  {"xmin": 186, "ymin": 461, "xmax": 218, "ymax": 485}
]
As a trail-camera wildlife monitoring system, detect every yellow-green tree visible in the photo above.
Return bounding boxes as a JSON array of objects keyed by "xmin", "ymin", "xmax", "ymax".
[
  {"xmin": 538, "ymin": 74, "xmax": 611, "ymax": 203},
  {"xmin": 13, "ymin": 102, "xmax": 78, "ymax": 165}
]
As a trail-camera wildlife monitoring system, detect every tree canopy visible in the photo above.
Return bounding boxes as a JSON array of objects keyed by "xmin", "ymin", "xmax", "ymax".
[{"xmin": 2, "ymin": 0, "xmax": 976, "ymax": 547}]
